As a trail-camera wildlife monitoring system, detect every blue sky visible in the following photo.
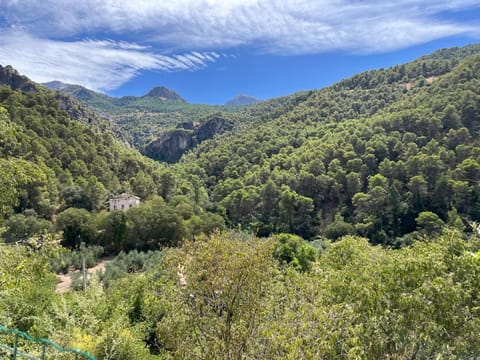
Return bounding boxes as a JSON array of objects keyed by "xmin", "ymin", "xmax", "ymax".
[{"xmin": 0, "ymin": 1, "xmax": 480, "ymax": 104}]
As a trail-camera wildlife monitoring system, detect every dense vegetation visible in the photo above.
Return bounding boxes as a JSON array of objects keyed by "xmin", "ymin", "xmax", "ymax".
[
  {"xmin": 2, "ymin": 229, "xmax": 480, "ymax": 359},
  {"xmin": 0, "ymin": 83, "xmax": 224, "ymax": 252},
  {"xmin": 177, "ymin": 45, "xmax": 480, "ymax": 245},
  {"xmin": 2, "ymin": 44, "xmax": 480, "ymax": 358},
  {"xmin": 42, "ymin": 81, "xmax": 241, "ymax": 149}
]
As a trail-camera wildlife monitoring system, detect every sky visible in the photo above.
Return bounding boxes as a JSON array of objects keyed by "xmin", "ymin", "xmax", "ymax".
[{"xmin": 0, "ymin": 1, "xmax": 480, "ymax": 104}]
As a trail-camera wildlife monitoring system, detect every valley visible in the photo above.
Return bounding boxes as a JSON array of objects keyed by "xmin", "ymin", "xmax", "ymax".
[{"xmin": 1, "ymin": 44, "xmax": 480, "ymax": 359}]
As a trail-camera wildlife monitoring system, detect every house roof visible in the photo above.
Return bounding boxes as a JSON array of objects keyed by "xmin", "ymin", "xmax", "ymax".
[{"xmin": 109, "ymin": 193, "xmax": 140, "ymax": 201}]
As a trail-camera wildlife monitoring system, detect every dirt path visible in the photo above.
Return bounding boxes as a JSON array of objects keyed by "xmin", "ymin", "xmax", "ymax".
[{"xmin": 56, "ymin": 257, "xmax": 114, "ymax": 294}]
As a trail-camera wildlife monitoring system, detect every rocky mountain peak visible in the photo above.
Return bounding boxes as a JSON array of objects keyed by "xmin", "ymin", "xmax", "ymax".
[{"xmin": 143, "ymin": 86, "xmax": 186, "ymax": 102}]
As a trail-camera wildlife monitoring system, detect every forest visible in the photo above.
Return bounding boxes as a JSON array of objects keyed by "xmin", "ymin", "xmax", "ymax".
[{"xmin": 1, "ymin": 44, "xmax": 480, "ymax": 358}]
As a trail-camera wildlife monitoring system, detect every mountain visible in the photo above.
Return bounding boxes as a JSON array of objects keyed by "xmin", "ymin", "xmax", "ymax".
[
  {"xmin": 43, "ymin": 80, "xmax": 112, "ymax": 103},
  {"xmin": 43, "ymin": 81, "xmax": 243, "ymax": 151},
  {"xmin": 42, "ymin": 81, "xmax": 126, "ymax": 112},
  {"xmin": 42, "ymin": 80, "xmax": 73, "ymax": 91},
  {"xmin": 177, "ymin": 44, "xmax": 480, "ymax": 244},
  {"xmin": 0, "ymin": 66, "xmax": 111, "ymax": 129},
  {"xmin": 225, "ymin": 94, "xmax": 261, "ymax": 106},
  {"xmin": 26, "ymin": 44, "xmax": 480, "ymax": 246},
  {"xmin": 0, "ymin": 65, "xmax": 40, "ymax": 93},
  {"xmin": 42, "ymin": 82, "xmax": 186, "ymax": 108},
  {"xmin": 143, "ymin": 86, "xmax": 186, "ymax": 102},
  {"xmin": 144, "ymin": 115, "xmax": 234, "ymax": 163},
  {"xmin": 0, "ymin": 67, "xmax": 177, "ymax": 217}
]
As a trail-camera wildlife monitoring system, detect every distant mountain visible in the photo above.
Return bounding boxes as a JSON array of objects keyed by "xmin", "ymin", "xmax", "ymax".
[
  {"xmin": 42, "ymin": 81, "xmax": 122, "ymax": 112},
  {"xmin": 143, "ymin": 86, "xmax": 186, "ymax": 102},
  {"xmin": 43, "ymin": 80, "xmax": 110, "ymax": 102},
  {"xmin": 43, "ymin": 82, "xmax": 186, "ymax": 107},
  {"xmin": 42, "ymin": 80, "xmax": 71, "ymax": 91},
  {"xmin": 42, "ymin": 80, "xmax": 238, "ymax": 150},
  {"xmin": 225, "ymin": 94, "xmax": 260, "ymax": 106}
]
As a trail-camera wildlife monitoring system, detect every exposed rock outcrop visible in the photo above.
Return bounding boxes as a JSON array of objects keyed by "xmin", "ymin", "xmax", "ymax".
[
  {"xmin": 144, "ymin": 115, "xmax": 234, "ymax": 163},
  {"xmin": 0, "ymin": 65, "xmax": 40, "ymax": 93}
]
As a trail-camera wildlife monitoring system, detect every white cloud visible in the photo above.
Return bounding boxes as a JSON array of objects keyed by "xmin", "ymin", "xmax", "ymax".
[
  {"xmin": 0, "ymin": 30, "xmax": 221, "ymax": 91},
  {"xmin": 1, "ymin": 0, "xmax": 479, "ymax": 54},
  {"xmin": 0, "ymin": 0, "xmax": 479, "ymax": 91}
]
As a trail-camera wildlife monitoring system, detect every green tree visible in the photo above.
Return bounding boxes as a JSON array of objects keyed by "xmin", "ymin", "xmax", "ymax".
[
  {"xmin": 278, "ymin": 186, "xmax": 315, "ymax": 238},
  {"xmin": 2, "ymin": 212, "xmax": 53, "ymax": 243},
  {"xmin": 0, "ymin": 245, "xmax": 56, "ymax": 331},
  {"xmin": 416, "ymin": 211, "xmax": 444, "ymax": 235},
  {"xmin": 325, "ymin": 213, "xmax": 356, "ymax": 240},
  {"xmin": 0, "ymin": 159, "xmax": 46, "ymax": 217},
  {"xmin": 130, "ymin": 170, "xmax": 156, "ymax": 199},
  {"xmin": 56, "ymin": 207, "xmax": 96, "ymax": 248},
  {"xmin": 156, "ymin": 232, "xmax": 276, "ymax": 359},
  {"xmin": 98, "ymin": 210, "xmax": 128, "ymax": 253},
  {"xmin": 272, "ymin": 233, "xmax": 317, "ymax": 272},
  {"xmin": 125, "ymin": 197, "xmax": 186, "ymax": 250}
]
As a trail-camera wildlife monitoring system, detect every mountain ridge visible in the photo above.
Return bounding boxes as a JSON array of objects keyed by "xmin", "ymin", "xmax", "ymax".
[
  {"xmin": 143, "ymin": 86, "xmax": 186, "ymax": 102},
  {"xmin": 42, "ymin": 81, "xmax": 187, "ymax": 104},
  {"xmin": 0, "ymin": 65, "xmax": 115, "ymax": 130},
  {"xmin": 225, "ymin": 94, "xmax": 261, "ymax": 106},
  {"xmin": 177, "ymin": 45, "xmax": 480, "ymax": 243}
]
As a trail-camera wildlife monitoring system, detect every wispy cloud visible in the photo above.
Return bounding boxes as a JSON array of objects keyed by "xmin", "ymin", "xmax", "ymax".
[
  {"xmin": 0, "ymin": 0, "xmax": 479, "ymax": 90},
  {"xmin": 1, "ymin": 0, "xmax": 479, "ymax": 54},
  {"xmin": 0, "ymin": 30, "xmax": 221, "ymax": 91}
]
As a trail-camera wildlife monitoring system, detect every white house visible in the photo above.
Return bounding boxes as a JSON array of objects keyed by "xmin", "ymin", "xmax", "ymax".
[{"xmin": 109, "ymin": 193, "xmax": 140, "ymax": 211}]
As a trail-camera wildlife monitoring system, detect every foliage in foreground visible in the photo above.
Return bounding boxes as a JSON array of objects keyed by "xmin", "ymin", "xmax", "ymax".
[{"xmin": 1, "ymin": 230, "xmax": 480, "ymax": 359}]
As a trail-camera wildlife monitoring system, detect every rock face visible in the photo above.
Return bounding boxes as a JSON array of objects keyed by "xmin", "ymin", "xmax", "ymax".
[
  {"xmin": 53, "ymin": 92, "xmax": 100, "ymax": 125},
  {"xmin": 143, "ymin": 86, "xmax": 186, "ymax": 102},
  {"xmin": 0, "ymin": 65, "xmax": 40, "ymax": 92},
  {"xmin": 196, "ymin": 116, "xmax": 232, "ymax": 142},
  {"xmin": 144, "ymin": 129, "xmax": 194, "ymax": 163},
  {"xmin": 176, "ymin": 122, "xmax": 195, "ymax": 130},
  {"xmin": 144, "ymin": 115, "xmax": 234, "ymax": 163},
  {"xmin": 225, "ymin": 94, "xmax": 260, "ymax": 106}
]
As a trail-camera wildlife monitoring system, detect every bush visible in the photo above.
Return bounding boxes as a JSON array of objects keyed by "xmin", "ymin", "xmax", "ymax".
[
  {"xmin": 2, "ymin": 212, "xmax": 53, "ymax": 243},
  {"xmin": 272, "ymin": 233, "xmax": 317, "ymax": 272},
  {"xmin": 50, "ymin": 243, "xmax": 104, "ymax": 274},
  {"xmin": 100, "ymin": 250, "xmax": 164, "ymax": 286}
]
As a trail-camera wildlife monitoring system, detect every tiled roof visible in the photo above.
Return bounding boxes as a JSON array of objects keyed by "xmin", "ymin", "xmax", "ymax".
[{"xmin": 109, "ymin": 193, "xmax": 140, "ymax": 200}]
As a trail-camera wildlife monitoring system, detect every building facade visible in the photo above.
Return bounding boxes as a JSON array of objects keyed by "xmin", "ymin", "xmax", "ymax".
[{"xmin": 109, "ymin": 193, "xmax": 140, "ymax": 211}]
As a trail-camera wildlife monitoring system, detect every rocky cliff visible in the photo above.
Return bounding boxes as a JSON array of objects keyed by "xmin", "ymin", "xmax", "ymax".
[{"xmin": 144, "ymin": 115, "xmax": 234, "ymax": 163}]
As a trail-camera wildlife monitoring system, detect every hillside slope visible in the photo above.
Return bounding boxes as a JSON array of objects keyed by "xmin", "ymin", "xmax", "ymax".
[
  {"xmin": 43, "ymin": 80, "xmax": 235, "ymax": 149},
  {"xmin": 178, "ymin": 45, "xmax": 480, "ymax": 244},
  {"xmin": 0, "ymin": 75, "xmax": 179, "ymax": 217}
]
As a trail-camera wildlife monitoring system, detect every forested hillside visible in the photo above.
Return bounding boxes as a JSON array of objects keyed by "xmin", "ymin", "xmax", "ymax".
[
  {"xmin": 2, "ymin": 45, "xmax": 480, "ymax": 359},
  {"xmin": 43, "ymin": 81, "xmax": 242, "ymax": 150},
  {"xmin": 0, "ymin": 74, "xmax": 224, "ymax": 252},
  {"xmin": 178, "ymin": 45, "xmax": 480, "ymax": 244}
]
